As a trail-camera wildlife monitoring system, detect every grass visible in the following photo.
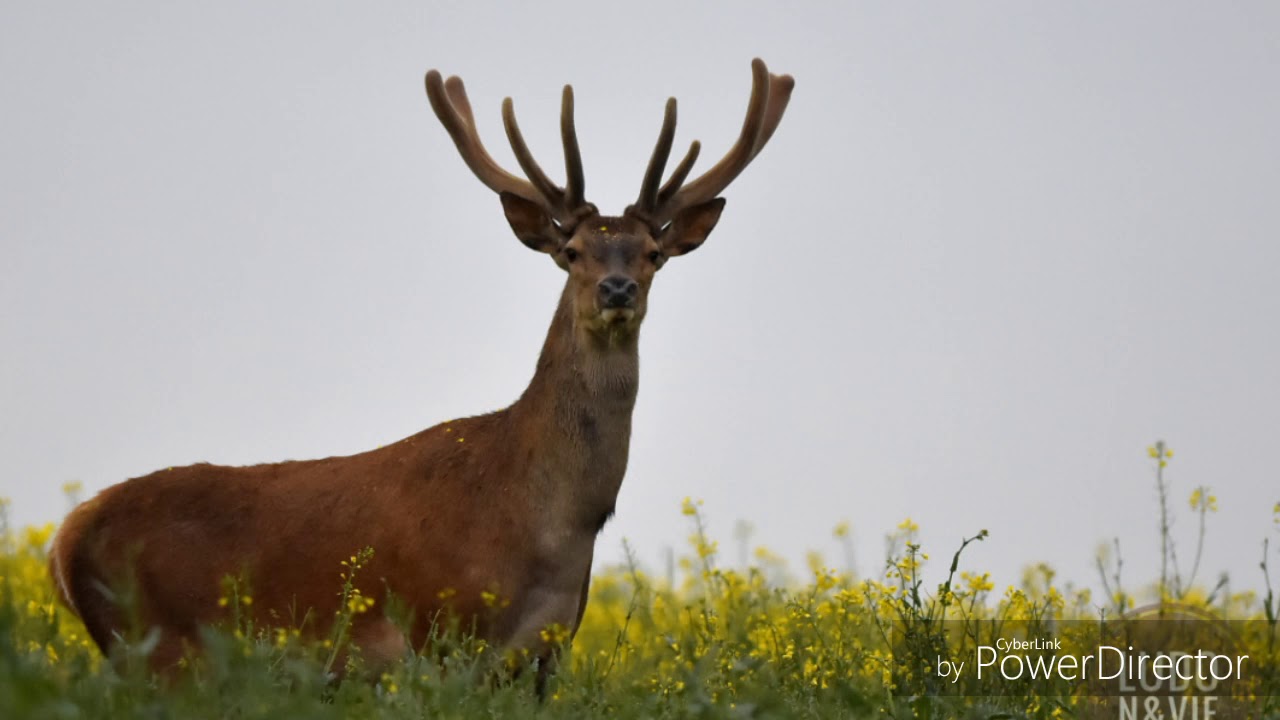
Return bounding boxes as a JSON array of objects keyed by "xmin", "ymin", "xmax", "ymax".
[{"xmin": 1, "ymin": 444, "xmax": 1277, "ymax": 719}]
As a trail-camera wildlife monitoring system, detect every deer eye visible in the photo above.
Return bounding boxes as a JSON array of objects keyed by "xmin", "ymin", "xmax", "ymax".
[
  {"xmin": 648, "ymin": 250, "xmax": 662, "ymax": 264},
  {"xmin": 564, "ymin": 247, "xmax": 579, "ymax": 262}
]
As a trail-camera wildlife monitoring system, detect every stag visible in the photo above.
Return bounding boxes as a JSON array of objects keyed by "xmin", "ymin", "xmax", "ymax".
[{"xmin": 50, "ymin": 59, "xmax": 794, "ymax": 679}]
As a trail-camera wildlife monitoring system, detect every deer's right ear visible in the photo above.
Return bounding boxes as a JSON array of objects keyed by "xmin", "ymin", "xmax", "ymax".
[{"xmin": 500, "ymin": 192, "xmax": 565, "ymax": 254}]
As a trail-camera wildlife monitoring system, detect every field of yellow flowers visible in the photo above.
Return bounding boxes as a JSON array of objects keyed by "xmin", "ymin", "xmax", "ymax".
[{"xmin": 2, "ymin": 447, "xmax": 1277, "ymax": 719}]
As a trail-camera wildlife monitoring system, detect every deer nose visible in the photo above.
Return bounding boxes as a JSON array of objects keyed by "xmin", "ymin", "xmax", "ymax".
[{"xmin": 598, "ymin": 275, "xmax": 638, "ymax": 309}]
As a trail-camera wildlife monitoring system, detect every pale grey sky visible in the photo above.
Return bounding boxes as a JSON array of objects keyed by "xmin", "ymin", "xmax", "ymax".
[{"xmin": 2, "ymin": 2, "xmax": 1277, "ymax": 598}]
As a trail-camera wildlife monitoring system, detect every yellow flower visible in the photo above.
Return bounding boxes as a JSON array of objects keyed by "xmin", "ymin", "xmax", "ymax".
[
  {"xmin": 806, "ymin": 551, "xmax": 825, "ymax": 575},
  {"xmin": 1189, "ymin": 487, "xmax": 1219, "ymax": 512},
  {"xmin": 695, "ymin": 537, "xmax": 718, "ymax": 560},
  {"xmin": 539, "ymin": 623, "xmax": 571, "ymax": 645},
  {"xmin": 21, "ymin": 524, "xmax": 55, "ymax": 549},
  {"xmin": 753, "ymin": 546, "xmax": 784, "ymax": 564},
  {"xmin": 897, "ymin": 517, "xmax": 919, "ymax": 533},
  {"xmin": 962, "ymin": 571, "xmax": 994, "ymax": 594},
  {"xmin": 833, "ymin": 521, "xmax": 851, "ymax": 539},
  {"xmin": 347, "ymin": 594, "xmax": 375, "ymax": 613}
]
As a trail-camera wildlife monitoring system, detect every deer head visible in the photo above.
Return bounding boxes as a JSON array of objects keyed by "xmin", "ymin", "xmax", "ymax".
[{"xmin": 425, "ymin": 59, "xmax": 794, "ymax": 342}]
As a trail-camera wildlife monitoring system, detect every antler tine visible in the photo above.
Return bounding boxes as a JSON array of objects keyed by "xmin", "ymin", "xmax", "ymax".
[
  {"xmin": 656, "ymin": 140, "xmax": 701, "ymax": 207},
  {"xmin": 662, "ymin": 58, "xmax": 769, "ymax": 213},
  {"xmin": 502, "ymin": 97, "xmax": 568, "ymax": 219},
  {"xmin": 443, "ymin": 75, "xmax": 476, "ymax": 127},
  {"xmin": 427, "ymin": 69, "xmax": 595, "ymax": 224},
  {"xmin": 561, "ymin": 86, "xmax": 587, "ymax": 211},
  {"xmin": 750, "ymin": 71, "xmax": 795, "ymax": 162},
  {"xmin": 426, "ymin": 71, "xmax": 541, "ymax": 205},
  {"xmin": 634, "ymin": 98, "xmax": 678, "ymax": 216},
  {"xmin": 654, "ymin": 58, "xmax": 793, "ymax": 221}
]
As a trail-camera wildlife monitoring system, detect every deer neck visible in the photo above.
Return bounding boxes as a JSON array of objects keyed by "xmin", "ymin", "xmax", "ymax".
[{"xmin": 508, "ymin": 284, "xmax": 639, "ymax": 526}]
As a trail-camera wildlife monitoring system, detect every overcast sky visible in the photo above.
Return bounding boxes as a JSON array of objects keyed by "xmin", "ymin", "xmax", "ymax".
[{"xmin": 3, "ymin": 1, "xmax": 1278, "ymax": 599}]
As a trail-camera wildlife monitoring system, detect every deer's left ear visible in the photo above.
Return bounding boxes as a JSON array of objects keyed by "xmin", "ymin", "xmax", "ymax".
[
  {"xmin": 658, "ymin": 198, "xmax": 725, "ymax": 257},
  {"xmin": 500, "ymin": 192, "xmax": 566, "ymax": 254}
]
